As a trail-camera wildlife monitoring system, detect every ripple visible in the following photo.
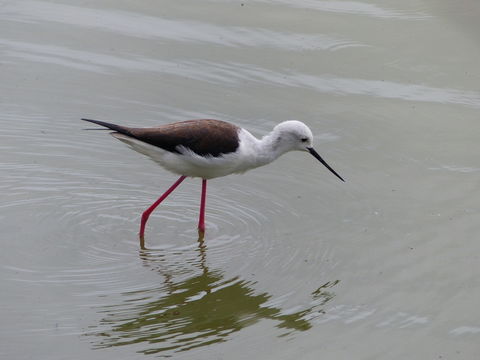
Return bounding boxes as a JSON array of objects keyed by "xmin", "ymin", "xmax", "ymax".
[
  {"xmin": 226, "ymin": 65, "xmax": 480, "ymax": 109},
  {"xmin": 1, "ymin": 1, "xmax": 363, "ymax": 51},
  {"xmin": 428, "ymin": 165, "xmax": 480, "ymax": 173},
  {"xmin": 243, "ymin": 0, "xmax": 432, "ymax": 20},
  {"xmin": 85, "ymin": 243, "xmax": 339, "ymax": 355},
  {"xmin": 1, "ymin": 129, "xmax": 341, "ymax": 354},
  {"xmin": 450, "ymin": 326, "xmax": 480, "ymax": 336},
  {"xmin": 1, "ymin": 104, "xmax": 344, "ymax": 355},
  {"xmin": 2, "ymin": 228, "xmax": 340, "ymax": 353},
  {"xmin": 3, "ymin": 38, "xmax": 478, "ymax": 110}
]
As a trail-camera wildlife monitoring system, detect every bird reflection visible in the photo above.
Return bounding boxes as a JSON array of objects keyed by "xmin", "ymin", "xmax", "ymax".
[{"xmin": 91, "ymin": 236, "xmax": 339, "ymax": 355}]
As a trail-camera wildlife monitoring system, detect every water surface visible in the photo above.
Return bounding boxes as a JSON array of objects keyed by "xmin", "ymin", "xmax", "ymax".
[{"xmin": 1, "ymin": 0, "xmax": 479, "ymax": 359}]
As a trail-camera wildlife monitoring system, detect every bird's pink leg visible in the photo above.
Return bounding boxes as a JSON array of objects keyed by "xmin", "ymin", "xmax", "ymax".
[
  {"xmin": 139, "ymin": 175, "xmax": 186, "ymax": 238},
  {"xmin": 198, "ymin": 179, "xmax": 207, "ymax": 235}
]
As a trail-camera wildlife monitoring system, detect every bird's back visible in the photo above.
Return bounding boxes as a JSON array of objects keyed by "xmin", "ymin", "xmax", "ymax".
[
  {"xmin": 82, "ymin": 118, "xmax": 241, "ymax": 157},
  {"xmin": 127, "ymin": 119, "xmax": 240, "ymax": 157}
]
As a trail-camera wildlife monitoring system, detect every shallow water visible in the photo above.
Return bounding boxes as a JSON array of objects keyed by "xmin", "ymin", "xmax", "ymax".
[{"xmin": 1, "ymin": 0, "xmax": 479, "ymax": 359}]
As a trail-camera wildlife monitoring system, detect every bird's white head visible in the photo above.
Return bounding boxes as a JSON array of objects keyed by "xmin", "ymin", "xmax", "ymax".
[
  {"xmin": 272, "ymin": 120, "xmax": 314, "ymax": 152},
  {"xmin": 270, "ymin": 120, "xmax": 345, "ymax": 182}
]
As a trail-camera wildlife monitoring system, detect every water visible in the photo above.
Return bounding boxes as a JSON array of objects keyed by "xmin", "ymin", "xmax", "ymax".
[{"xmin": 1, "ymin": 0, "xmax": 479, "ymax": 358}]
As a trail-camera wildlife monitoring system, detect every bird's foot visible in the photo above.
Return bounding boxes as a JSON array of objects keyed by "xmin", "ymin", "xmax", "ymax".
[
  {"xmin": 139, "ymin": 234, "xmax": 146, "ymax": 250},
  {"xmin": 197, "ymin": 228, "xmax": 205, "ymax": 241}
]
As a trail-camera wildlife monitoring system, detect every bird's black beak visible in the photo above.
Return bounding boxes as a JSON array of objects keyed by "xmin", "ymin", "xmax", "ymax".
[{"xmin": 307, "ymin": 147, "xmax": 345, "ymax": 182}]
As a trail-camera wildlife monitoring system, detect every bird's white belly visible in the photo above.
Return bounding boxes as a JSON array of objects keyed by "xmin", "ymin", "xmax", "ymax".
[{"xmin": 112, "ymin": 133, "xmax": 255, "ymax": 179}]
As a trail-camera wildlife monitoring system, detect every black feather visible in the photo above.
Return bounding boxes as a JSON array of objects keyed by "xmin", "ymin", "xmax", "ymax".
[{"xmin": 81, "ymin": 118, "xmax": 134, "ymax": 137}]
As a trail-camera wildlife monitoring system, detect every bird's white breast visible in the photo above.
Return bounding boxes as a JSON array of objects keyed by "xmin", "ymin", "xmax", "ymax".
[{"xmin": 112, "ymin": 129, "xmax": 264, "ymax": 179}]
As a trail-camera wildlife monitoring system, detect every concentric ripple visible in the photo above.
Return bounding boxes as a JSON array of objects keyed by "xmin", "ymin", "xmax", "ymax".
[{"xmin": 0, "ymin": 105, "xmax": 343, "ymax": 356}]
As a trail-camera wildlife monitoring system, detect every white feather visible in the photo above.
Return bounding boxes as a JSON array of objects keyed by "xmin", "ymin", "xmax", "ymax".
[{"xmin": 111, "ymin": 121, "xmax": 315, "ymax": 179}]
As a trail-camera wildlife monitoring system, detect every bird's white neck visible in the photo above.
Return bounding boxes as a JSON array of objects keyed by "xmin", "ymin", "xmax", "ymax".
[
  {"xmin": 239, "ymin": 129, "xmax": 292, "ymax": 169},
  {"xmin": 260, "ymin": 132, "xmax": 292, "ymax": 159}
]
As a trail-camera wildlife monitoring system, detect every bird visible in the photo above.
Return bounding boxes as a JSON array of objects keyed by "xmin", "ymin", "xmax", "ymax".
[{"xmin": 81, "ymin": 118, "xmax": 344, "ymax": 242}]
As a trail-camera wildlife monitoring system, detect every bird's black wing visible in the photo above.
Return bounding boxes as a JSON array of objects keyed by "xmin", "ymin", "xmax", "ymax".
[{"xmin": 82, "ymin": 118, "xmax": 240, "ymax": 157}]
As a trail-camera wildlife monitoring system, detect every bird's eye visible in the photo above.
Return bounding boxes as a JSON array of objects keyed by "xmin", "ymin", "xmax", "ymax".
[{"xmin": 301, "ymin": 138, "xmax": 308, "ymax": 142}]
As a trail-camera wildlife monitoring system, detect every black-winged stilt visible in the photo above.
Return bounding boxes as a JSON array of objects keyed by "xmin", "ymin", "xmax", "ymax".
[{"xmin": 82, "ymin": 118, "xmax": 344, "ymax": 241}]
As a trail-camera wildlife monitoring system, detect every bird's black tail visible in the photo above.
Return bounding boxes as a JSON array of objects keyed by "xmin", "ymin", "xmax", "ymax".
[{"xmin": 81, "ymin": 118, "xmax": 134, "ymax": 137}]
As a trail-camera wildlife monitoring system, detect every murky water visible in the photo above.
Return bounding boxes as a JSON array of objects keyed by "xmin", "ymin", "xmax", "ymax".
[{"xmin": 1, "ymin": 0, "xmax": 479, "ymax": 359}]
